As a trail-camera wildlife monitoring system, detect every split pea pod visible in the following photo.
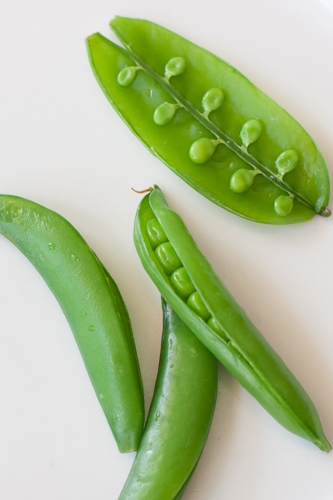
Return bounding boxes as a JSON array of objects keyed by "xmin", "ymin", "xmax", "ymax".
[
  {"xmin": 119, "ymin": 298, "xmax": 218, "ymax": 499},
  {"xmin": 134, "ymin": 186, "xmax": 331, "ymax": 452},
  {"xmin": 0, "ymin": 194, "xmax": 144, "ymax": 453},
  {"xmin": 86, "ymin": 16, "xmax": 330, "ymax": 224}
]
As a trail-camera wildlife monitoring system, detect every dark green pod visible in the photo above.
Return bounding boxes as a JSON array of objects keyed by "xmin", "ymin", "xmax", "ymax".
[
  {"xmin": 0, "ymin": 195, "xmax": 144, "ymax": 453},
  {"xmin": 86, "ymin": 17, "xmax": 330, "ymax": 224},
  {"xmin": 119, "ymin": 299, "xmax": 217, "ymax": 499},
  {"xmin": 134, "ymin": 187, "xmax": 331, "ymax": 451}
]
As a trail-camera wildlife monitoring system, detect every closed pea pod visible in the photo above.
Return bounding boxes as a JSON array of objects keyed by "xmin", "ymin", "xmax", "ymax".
[
  {"xmin": 86, "ymin": 17, "xmax": 330, "ymax": 224},
  {"xmin": 134, "ymin": 186, "xmax": 331, "ymax": 451},
  {"xmin": 0, "ymin": 195, "xmax": 144, "ymax": 453},
  {"xmin": 119, "ymin": 299, "xmax": 218, "ymax": 499}
]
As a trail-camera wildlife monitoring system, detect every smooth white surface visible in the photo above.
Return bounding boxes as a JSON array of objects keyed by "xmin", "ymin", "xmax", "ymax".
[{"xmin": 0, "ymin": 0, "xmax": 333, "ymax": 498}]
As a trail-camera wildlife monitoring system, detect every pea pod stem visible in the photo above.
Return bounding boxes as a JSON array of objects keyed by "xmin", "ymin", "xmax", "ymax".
[{"xmin": 111, "ymin": 29, "xmax": 321, "ymax": 215}]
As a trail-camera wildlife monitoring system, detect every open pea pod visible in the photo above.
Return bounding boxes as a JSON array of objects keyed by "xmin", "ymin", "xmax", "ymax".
[
  {"xmin": 134, "ymin": 187, "xmax": 331, "ymax": 451},
  {"xmin": 0, "ymin": 194, "xmax": 144, "ymax": 453},
  {"xmin": 86, "ymin": 16, "xmax": 330, "ymax": 224},
  {"xmin": 119, "ymin": 299, "xmax": 217, "ymax": 499}
]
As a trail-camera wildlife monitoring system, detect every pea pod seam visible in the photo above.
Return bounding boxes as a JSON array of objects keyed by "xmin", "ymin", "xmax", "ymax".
[
  {"xmin": 86, "ymin": 17, "xmax": 330, "ymax": 224},
  {"xmin": 111, "ymin": 31, "xmax": 314, "ymax": 213}
]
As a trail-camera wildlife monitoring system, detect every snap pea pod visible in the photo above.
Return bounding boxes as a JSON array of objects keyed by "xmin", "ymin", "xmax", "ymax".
[
  {"xmin": 86, "ymin": 17, "xmax": 330, "ymax": 224},
  {"xmin": 134, "ymin": 186, "xmax": 331, "ymax": 451},
  {"xmin": 0, "ymin": 194, "xmax": 144, "ymax": 453},
  {"xmin": 119, "ymin": 298, "xmax": 217, "ymax": 499}
]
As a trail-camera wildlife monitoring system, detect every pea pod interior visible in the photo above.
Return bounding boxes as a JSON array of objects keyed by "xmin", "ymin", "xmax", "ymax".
[
  {"xmin": 134, "ymin": 187, "xmax": 331, "ymax": 451},
  {"xmin": 0, "ymin": 194, "xmax": 144, "ymax": 453},
  {"xmin": 86, "ymin": 16, "xmax": 330, "ymax": 224}
]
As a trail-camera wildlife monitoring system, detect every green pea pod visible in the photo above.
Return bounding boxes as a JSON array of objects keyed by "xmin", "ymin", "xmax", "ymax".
[
  {"xmin": 134, "ymin": 186, "xmax": 331, "ymax": 452},
  {"xmin": 0, "ymin": 195, "xmax": 144, "ymax": 453},
  {"xmin": 119, "ymin": 298, "xmax": 217, "ymax": 499},
  {"xmin": 86, "ymin": 16, "xmax": 330, "ymax": 224}
]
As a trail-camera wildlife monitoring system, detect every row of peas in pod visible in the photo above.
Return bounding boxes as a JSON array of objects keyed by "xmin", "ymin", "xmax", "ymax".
[
  {"xmin": 118, "ymin": 57, "xmax": 298, "ymax": 218},
  {"xmin": 146, "ymin": 217, "xmax": 229, "ymax": 342},
  {"xmin": 86, "ymin": 16, "xmax": 330, "ymax": 224}
]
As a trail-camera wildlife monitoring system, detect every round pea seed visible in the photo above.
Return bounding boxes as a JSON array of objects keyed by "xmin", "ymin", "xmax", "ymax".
[
  {"xmin": 146, "ymin": 219, "xmax": 168, "ymax": 249},
  {"xmin": 117, "ymin": 66, "xmax": 138, "ymax": 86},
  {"xmin": 189, "ymin": 138, "xmax": 216, "ymax": 164},
  {"xmin": 207, "ymin": 317, "xmax": 229, "ymax": 342},
  {"xmin": 230, "ymin": 168, "xmax": 255, "ymax": 193},
  {"xmin": 187, "ymin": 292, "xmax": 211, "ymax": 322},
  {"xmin": 275, "ymin": 150, "xmax": 299, "ymax": 177},
  {"xmin": 274, "ymin": 195, "xmax": 294, "ymax": 217},
  {"xmin": 155, "ymin": 242, "xmax": 182, "ymax": 276},
  {"xmin": 164, "ymin": 57, "xmax": 186, "ymax": 79},
  {"xmin": 202, "ymin": 88, "xmax": 224, "ymax": 117},
  {"xmin": 153, "ymin": 102, "xmax": 177, "ymax": 126},
  {"xmin": 170, "ymin": 267, "xmax": 196, "ymax": 300},
  {"xmin": 240, "ymin": 119, "xmax": 262, "ymax": 148}
]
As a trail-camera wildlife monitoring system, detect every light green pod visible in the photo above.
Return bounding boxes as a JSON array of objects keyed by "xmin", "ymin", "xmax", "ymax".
[
  {"xmin": 119, "ymin": 299, "xmax": 217, "ymax": 499},
  {"xmin": 134, "ymin": 187, "xmax": 331, "ymax": 452},
  {"xmin": 0, "ymin": 194, "xmax": 144, "ymax": 453},
  {"xmin": 86, "ymin": 17, "xmax": 331, "ymax": 224}
]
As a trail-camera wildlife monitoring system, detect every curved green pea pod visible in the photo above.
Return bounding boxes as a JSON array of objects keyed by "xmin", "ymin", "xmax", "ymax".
[
  {"xmin": 119, "ymin": 298, "xmax": 217, "ymax": 499},
  {"xmin": 0, "ymin": 195, "xmax": 144, "ymax": 453},
  {"xmin": 86, "ymin": 17, "xmax": 330, "ymax": 224},
  {"xmin": 134, "ymin": 187, "xmax": 331, "ymax": 451}
]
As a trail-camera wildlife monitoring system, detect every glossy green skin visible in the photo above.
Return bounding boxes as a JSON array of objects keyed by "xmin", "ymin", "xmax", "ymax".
[
  {"xmin": 86, "ymin": 17, "xmax": 330, "ymax": 224},
  {"xmin": 134, "ymin": 187, "xmax": 331, "ymax": 451},
  {"xmin": 0, "ymin": 195, "xmax": 144, "ymax": 453},
  {"xmin": 119, "ymin": 299, "xmax": 217, "ymax": 499}
]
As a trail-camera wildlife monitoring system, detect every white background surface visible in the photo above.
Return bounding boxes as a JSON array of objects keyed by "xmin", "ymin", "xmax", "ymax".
[{"xmin": 1, "ymin": 0, "xmax": 333, "ymax": 498}]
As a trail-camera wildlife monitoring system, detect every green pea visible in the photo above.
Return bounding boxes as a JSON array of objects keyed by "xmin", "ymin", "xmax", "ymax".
[
  {"xmin": 117, "ymin": 66, "xmax": 138, "ymax": 86},
  {"xmin": 155, "ymin": 242, "xmax": 182, "ymax": 275},
  {"xmin": 146, "ymin": 218, "xmax": 168, "ymax": 249},
  {"xmin": 153, "ymin": 102, "xmax": 177, "ymax": 126},
  {"xmin": 170, "ymin": 266, "xmax": 196, "ymax": 300},
  {"xmin": 164, "ymin": 56, "xmax": 186, "ymax": 80},
  {"xmin": 275, "ymin": 150, "xmax": 299, "ymax": 177},
  {"xmin": 207, "ymin": 317, "xmax": 229, "ymax": 342},
  {"xmin": 230, "ymin": 168, "xmax": 255, "ymax": 193},
  {"xmin": 202, "ymin": 88, "xmax": 224, "ymax": 117},
  {"xmin": 274, "ymin": 195, "xmax": 294, "ymax": 217},
  {"xmin": 187, "ymin": 292, "xmax": 211, "ymax": 322},
  {"xmin": 240, "ymin": 119, "xmax": 262, "ymax": 148},
  {"xmin": 189, "ymin": 138, "xmax": 216, "ymax": 164}
]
